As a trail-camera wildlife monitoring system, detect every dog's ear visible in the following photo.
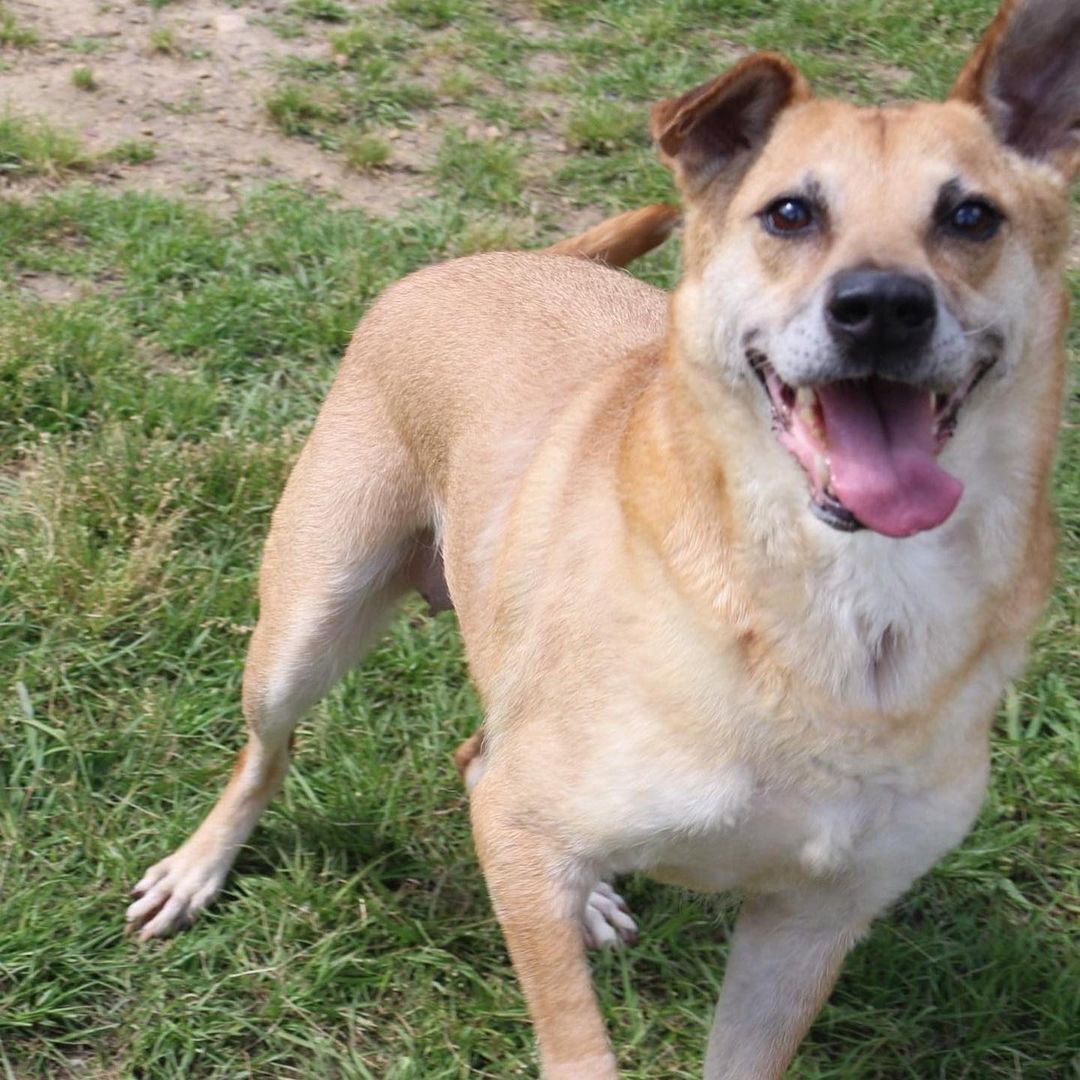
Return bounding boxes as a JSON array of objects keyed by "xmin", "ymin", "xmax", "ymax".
[
  {"xmin": 951, "ymin": 0, "xmax": 1080, "ymax": 179},
  {"xmin": 651, "ymin": 53, "xmax": 811, "ymax": 195}
]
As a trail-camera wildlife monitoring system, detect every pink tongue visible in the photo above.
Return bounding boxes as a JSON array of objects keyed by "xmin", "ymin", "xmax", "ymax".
[{"xmin": 815, "ymin": 380, "xmax": 963, "ymax": 538}]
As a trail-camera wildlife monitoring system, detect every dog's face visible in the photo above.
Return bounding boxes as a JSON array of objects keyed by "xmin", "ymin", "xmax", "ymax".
[{"xmin": 655, "ymin": 0, "xmax": 1078, "ymax": 539}]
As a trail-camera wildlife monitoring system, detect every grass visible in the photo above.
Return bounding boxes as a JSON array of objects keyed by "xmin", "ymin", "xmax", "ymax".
[
  {"xmin": 435, "ymin": 128, "xmax": 524, "ymax": 209},
  {"xmin": 107, "ymin": 139, "xmax": 157, "ymax": 166},
  {"xmin": 0, "ymin": 0, "xmax": 1077, "ymax": 1077},
  {"xmin": 290, "ymin": 0, "xmax": 349, "ymax": 21},
  {"xmin": 265, "ymin": 83, "xmax": 341, "ymax": 138},
  {"xmin": 254, "ymin": 0, "xmax": 1017, "ymax": 214},
  {"xmin": 0, "ymin": 110, "xmax": 94, "ymax": 178},
  {"xmin": 65, "ymin": 35, "xmax": 109, "ymax": 56},
  {"xmin": 342, "ymin": 131, "xmax": 392, "ymax": 173},
  {"xmin": 148, "ymin": 25, "xmax": 181, "ymax": 57},
  {"xmin": 71, "ymin": 65, "xmax": 97, "ymax": 91},
  {"xmin": 0, "ymin": 2, "xmax": 36, "ymax": 48},
  {"xmin": 390, "ymin": 0, "xmax": 470, "ymax": 30},
  {"xmin": 566, "ymin": 99, "xmax": 649, "ymax": 153}
]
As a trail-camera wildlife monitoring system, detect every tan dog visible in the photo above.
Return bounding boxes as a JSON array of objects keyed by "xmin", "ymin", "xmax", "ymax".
[{"xmin": 127, "ymin": 0, "xmax": 1077, "ymax": 1075}]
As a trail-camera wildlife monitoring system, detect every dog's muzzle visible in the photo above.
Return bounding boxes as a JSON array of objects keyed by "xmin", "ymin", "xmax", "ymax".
[{"xmin": 825, "ymin": 269, "xmax": 937, "ymax": 379}]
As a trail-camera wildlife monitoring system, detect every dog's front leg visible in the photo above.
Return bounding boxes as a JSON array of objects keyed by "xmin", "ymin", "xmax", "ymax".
[
  {"xmin": 472, "ymin": 780, "xmax": 618, "ymax": 1080},
  {"xmin": 705, "ymin": 889, "xmax": 867, "ymax": 1080}
]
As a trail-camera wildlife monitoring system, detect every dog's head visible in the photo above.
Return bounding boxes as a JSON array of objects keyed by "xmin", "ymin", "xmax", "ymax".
[{"xmin": 655, "ymin": 0, "xmax": 1077, "ymax": 539}]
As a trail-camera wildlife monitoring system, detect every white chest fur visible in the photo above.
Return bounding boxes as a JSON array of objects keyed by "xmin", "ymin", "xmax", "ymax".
[
  {"xmin": 579, "ymin": 518, "xmax": 1014, "ymax": 916},
  {"xmin": 587, "ymin": 702, "xmax": 993, "ymax": 922}
]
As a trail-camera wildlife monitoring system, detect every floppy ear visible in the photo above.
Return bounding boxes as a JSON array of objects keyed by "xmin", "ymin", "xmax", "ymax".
[
  {"xmin": 951, "ymin": 0, "xmax": 1080, "ymax": 179},
  {"xmin": 651, "ymin": 53, "xmax": 811, "ymax": 196}
]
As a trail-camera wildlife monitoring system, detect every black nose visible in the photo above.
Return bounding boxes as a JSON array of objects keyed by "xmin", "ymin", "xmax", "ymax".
[{"xmin": 826, "ymin": 269, "xmax": 937, "ymax": 357}]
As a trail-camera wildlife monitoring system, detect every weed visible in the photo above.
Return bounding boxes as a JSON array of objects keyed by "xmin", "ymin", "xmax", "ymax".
[
  {"xmin": 342, "ymin": 130, "xmax": 392, "ymax": 172},
  {"xmin": 0, "ymin": 110, "xmax": 93, "ymax": 177},
  {"xmin": 107, "ymin": 139, "xmax": 157, "ymax": 165},
  {"xmin": 390, "ymin": 0, "xmax": 467, "ymax": 30},
  {"xmin": 329, "ymin": 21, "xmax": 380, "ymax": 59},
  {"xmin": 148, "ymin": 25, "xmax": 180, "ymax": 56},
  {"xmin": 265, "ymin": 84, "xmax": 339, "ymax": 137},
  {"xmin": 260, "ymin": 14, "xmax": 307, "ymax": 40},
  {"xmin": 0, "ymin": 3, "xmax": 36, "ymax": 48},
  {"xmin": 66, "ymin": 36, "xmax": 108, "ymax": 55},
  {"xmin": 71, "ymin": 65, "xmax": 97, "ymax": 91},
  {"xmin": 437, "ymin": 67, "xmax": 479, "ymax": 101},
  {"xmin": 160, "ymin": 90, "xmax": 205, "ymax": 117},
  {"xmin": 289, "ymin": 0, "xmax": 348, "ymax": 21}
]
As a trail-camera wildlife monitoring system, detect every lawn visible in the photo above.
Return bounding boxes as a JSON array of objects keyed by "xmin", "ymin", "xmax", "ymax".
[{"xmin": 1, "ymin": 0, "xmax": 1077, "ymax": 1077}]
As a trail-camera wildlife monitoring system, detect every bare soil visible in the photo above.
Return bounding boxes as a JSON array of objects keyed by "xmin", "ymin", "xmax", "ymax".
[{"xmin": 2, "ymin": 0, "xmax": 430, "ymax": 213}]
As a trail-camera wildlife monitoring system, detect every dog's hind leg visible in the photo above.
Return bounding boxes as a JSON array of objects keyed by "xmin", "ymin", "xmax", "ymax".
[{"xmin": 127, "ymin": 382, "xmax": 430, "ymax": 939}]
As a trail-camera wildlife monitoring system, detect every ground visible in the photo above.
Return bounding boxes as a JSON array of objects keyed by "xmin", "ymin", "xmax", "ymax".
[
  {"xmin": 0, "ymin": 1, "xmax": 1077, "ymax": 1078},
  {"xmin": 3, "ymin": 0, "xmax": 427, "ymax": 211}
]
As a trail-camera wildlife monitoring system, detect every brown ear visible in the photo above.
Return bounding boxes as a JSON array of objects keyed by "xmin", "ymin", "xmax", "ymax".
[
  {"xmin": 651, "ymin": 53, "xmax": 811, "ymax": 195},
  {"xmin": 951, "ymin": 0, "xmax": 1080, "ymax": 178}
]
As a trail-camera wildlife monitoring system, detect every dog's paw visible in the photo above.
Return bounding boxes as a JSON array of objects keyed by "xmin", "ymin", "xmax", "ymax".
[
  {"xmin": 125, "ymin": 847, "xmax": 228, "ymax": 940},
  {"xmin": 582, "ymin": 882, "xmax": 639, "ymax": 949}
]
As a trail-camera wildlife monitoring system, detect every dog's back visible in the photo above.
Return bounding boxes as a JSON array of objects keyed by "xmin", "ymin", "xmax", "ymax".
[{"xmin": 350, "ymin": 248, "xmax": 666, "ymax": 492}]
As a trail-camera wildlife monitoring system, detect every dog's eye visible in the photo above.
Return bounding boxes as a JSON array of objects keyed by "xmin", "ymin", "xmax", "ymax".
[
  {"xmin": 762, "ymin": 197, "xmax": 815, "ymax": 236},
  {"xmin": 947, "ymin": 199, "xmax": 1002, "ymax": 241}
]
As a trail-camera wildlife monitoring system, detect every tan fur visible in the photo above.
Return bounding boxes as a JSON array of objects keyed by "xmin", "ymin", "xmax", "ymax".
[
  {"xmin": 547, "ymin": 203, "xmax": 680, "ymax": 267},
  {"xmin": 128, "ymin": 3, "xmax": 1075, "ymax": 1076}
]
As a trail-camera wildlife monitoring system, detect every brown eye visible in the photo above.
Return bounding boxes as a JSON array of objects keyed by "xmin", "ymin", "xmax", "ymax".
[
  {"xmin": 947, "ymin": 199, "xmax": 1003, "ymax": 241},
  {"xmin": 762, "ymin": 197, "xmax": 815, "ymax": 236}
]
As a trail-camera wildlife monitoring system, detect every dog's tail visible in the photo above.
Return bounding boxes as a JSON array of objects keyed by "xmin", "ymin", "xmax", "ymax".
[{"xmin": 546, "ymin": 203, "xmax": 680, "ymax": 269}]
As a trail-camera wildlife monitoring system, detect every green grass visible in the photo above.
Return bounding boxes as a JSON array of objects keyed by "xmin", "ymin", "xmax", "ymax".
[
  {"xmin": 148, "ymin": 25, "xmax": 181, "ymax": 57},
  {"xmin": 71, "ymin": 65, "xmax": 97, "ymax": 91},
  {"xmin": 566, "ymin": 99, "xmax": 650, "ymax": 153},
  {"xmin": 1, "ymin": 0, "xmax": 1078, "ymax": 1077},
  {"xmin": 435, "ymin": 128, "xmax": 524, "ymax": 209},
  {"xmin": 342, "ymin": 130, "xmax": 392, "ymax": 172},
  {"xmin": 390, "ymin": 0, "xmax": 469, "ymax": 30},
  {"xmin": 254, "ymin": 0, "xmax": 1020, "ymax": 214},
  {"xmin": 267, "ymin": 47, "xmax": 434, "ymax": 152},
  {"xmin": 65, "ymin": 35, "xmax": 109, "ymax": 56},
  {"xmin": 0, "ymin": 110, "xmax": 94, "ymax": 178},
  {"xmin": 0, "ymin": 2, "xmax": 36, "ymax": 48},
  {"xmin": 107, "ymin": 139, "xmax": 157, "ymax": 166},
  {"xmin": 289, "ymin": 0, "xmax": 349, "ymax": 22},
  {"xmin": 265, "ymin": 82, "xmax": 342, "ymax": 138}
]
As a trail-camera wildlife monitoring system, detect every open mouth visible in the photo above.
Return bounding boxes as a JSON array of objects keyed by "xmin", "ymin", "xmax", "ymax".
[{"xmin": 748, "ymin": 351, "xmax": 996, "ymax": 538}]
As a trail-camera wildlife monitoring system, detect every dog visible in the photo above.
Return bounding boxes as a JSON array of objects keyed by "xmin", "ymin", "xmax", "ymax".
[{"xmin": 126, "ymin": 0, "xmax": 1078, "ymax": 1074}]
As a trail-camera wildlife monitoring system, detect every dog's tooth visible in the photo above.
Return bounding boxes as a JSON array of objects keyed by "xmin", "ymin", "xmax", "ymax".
[
  {"xmin": 796, "ymin": 387, "xmax": 826, "ymax": 443},
  {"xmin": 815, "ymin": 453, "xmax": 831, "ymax": 491}
]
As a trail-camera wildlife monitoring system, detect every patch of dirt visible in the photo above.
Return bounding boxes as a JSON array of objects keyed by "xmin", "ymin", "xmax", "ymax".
[
  {"xmin": 2, "ymin": 2, "xmax": 630, "ymax": 229},
  {"xmin": 863, "ymin": 60, "xmax": 915, "ymax": 94},
  {"xmin": 17, "ymin": 269, "xmax": 84, "ymax": 301},
  {"xmin": 2, "ymin": 0, "xmax": 430, "ymax": 214}
]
